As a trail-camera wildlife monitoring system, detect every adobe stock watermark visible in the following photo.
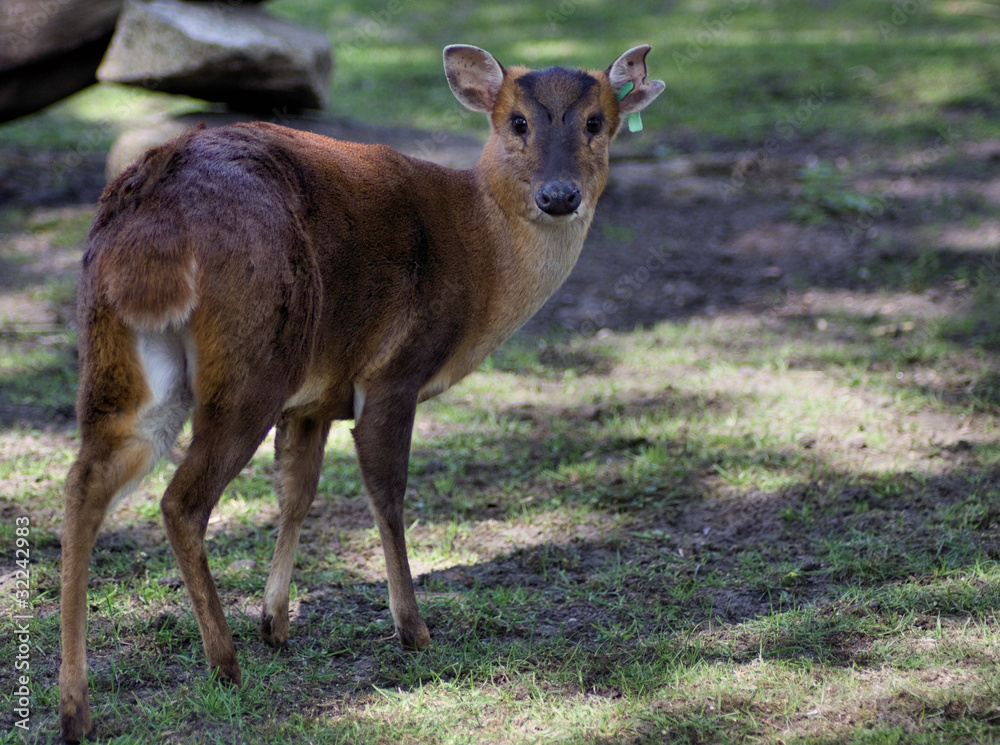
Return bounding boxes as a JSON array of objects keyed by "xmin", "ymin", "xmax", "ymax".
[
  {"xmin": 839, "ymin": 124, "xmax": 958, "ymax": 246},
  {"xmin": 877, "ymin": 0, "xmax": 927, "ymax": 40},
  {"xmin": 546, "ymin": 0, "xmax": 581, "ymax": 30},
  {"xmin": 408, "ymin": 106, "xmax": 481, "ymax": 163},
  {"xmin": 11, "ymin": 515, "xmax": 33, "ymax": 732},
  {"xmin": 893, "ymin": 248, "xmax": 997, "ymax": 389},
  {"xmin": 672, "ymin": 0, "xmax": 773, "ymax": 70},
  {"xmin": 2, "ymin": 0, "xmax": 75, "ymax": 58},
  {"xmin": 49, "ymin": 76, "xmax": 165, "ymax": 188},
  {"xmin": 717, "ymin": 82, "xmax": 834, "ymax": 201},
  {"xmin": 49, "ymin": 120, "xmax": 117, "ymax": 187},
  {"xmin": 347, "ymin": 0, "xmax": 404, "ymax": 50},
  {"xmin": 562, "ymin": 244, "xmax": 673, "ymax": 338},
  {"xmin": 210, "ymin": 0, "xmax": 249, "ymax": 19}
]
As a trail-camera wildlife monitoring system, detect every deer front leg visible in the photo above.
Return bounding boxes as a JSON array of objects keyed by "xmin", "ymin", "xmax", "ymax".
[
  {"xmin": 351, "ymin": 383, "xmax": 430, "ymax": 650},
  {"xmin": 261, "ymin": 415, "xmax": 331, "ymax": 647}
]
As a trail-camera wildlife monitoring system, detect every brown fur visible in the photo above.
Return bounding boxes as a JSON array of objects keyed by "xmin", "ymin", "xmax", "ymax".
[{"xmin": 59, "ymin": 45, "xmax": 663, "ymax": 741}]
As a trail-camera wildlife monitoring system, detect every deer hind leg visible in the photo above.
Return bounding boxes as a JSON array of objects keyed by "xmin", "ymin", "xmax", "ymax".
[
  {"xmin": 60, "ymin": 325, "xmax": 192, "ymax": 742},
  {"xmin": 157, "ymin": 220, "xmax": 320, "ymax": 678},
  {"xmin": 261, "ymin": 415, "xmax": 331, "ymax": 647},
  {"xmin": 158, "ymin": 399, "xmax": 281, "ymax": 686},
  {"xmin": 351, "ymin": 383, "xmax": 431, "ymax": 650},
  {"xmin": 60, "ymin": 436, "xmax": 155, "ymax": 742}
]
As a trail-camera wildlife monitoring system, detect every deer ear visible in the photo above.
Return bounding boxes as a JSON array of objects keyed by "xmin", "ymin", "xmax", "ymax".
[
  {"xmin": 444, "ymin": 45, "xmax": 506, "ymax": 113},
  {"xmin": 607, "ymin": 45, "xmax": 665, "ymax": 115}
]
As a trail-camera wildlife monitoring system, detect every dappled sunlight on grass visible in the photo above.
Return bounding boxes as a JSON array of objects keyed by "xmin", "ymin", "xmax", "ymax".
[
  {"xmin": 6, "ymin": 295, "xmax": 1000, "ymax": 743},
  {"xmin": 1, "ymin": 1, "xmax": 999, "ymax": 741}
]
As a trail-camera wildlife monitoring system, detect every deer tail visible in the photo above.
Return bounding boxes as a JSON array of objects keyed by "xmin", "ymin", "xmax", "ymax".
[{"xmin": 88, "ymin": 127, "xmax": 205, "ymax": 333}]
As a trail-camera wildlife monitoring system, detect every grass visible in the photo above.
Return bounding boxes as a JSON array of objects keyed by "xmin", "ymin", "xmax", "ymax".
[
  {"xmin": 0, "ymin": 331, "xmax": 77, "ymax": 418},
  {"xmin": 2, "ymin": 0, "xmax": 1000, "ymax": 743},
  {"xmin": 3, "ymin": 317, "xmax": 1000, "ymax": 743},
  {"xmin": 0, "ymin": 0, "xmax": 997, "ymax": 150}
]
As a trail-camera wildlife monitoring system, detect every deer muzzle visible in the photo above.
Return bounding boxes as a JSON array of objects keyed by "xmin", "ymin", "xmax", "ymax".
[{"xmin": 535, "ymin": 180, "xmax": 582, "ymax": 216}]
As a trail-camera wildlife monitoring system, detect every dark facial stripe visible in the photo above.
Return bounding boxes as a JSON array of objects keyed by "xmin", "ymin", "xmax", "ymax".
[{"xmin": 514, "ymin": 67, "xmax": 597, "ymax": 112}]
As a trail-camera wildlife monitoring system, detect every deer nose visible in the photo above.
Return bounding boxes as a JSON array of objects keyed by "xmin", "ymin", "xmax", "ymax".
[{"xmin": 535, "ymin": 181, "xmax": 581, "ymax": 216}]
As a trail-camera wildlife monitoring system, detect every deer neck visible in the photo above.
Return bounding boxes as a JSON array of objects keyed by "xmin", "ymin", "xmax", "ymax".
[
  {"xmin": 475, "ymin": 164, "xmax": 593, "ymax": 320},
  {"xmin": 418, "ymin": 167, "xmax": 593, "ymax": 402}
]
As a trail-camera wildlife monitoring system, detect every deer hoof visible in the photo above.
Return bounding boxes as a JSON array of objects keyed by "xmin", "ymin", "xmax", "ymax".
[
  {"xmin": 60, "ymin": 667, "xmax": 92, "ymax": 743},
  {"xmin": 210, "ymin": 655, "xmax": 243, "ymax": 687},
  {"xmin": 260, "ymin": 613, "xmax": 290, "ymax": 648},
  {"xmin": 60, "ymin": 698, "xmax": 91, "ymax": 744},
  {"xmin": 398, "ymin": 622, "xmax": 432, "ymax": 651}
]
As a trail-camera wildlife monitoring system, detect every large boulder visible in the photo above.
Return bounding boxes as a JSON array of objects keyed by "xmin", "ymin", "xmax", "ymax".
[
  {"xmin": 97, "ymin": 0, "xmax": 332, "ymax": 112},
  {"xmin": 0, "ymin": 0, "xmax": 123, "ymax": 122}
]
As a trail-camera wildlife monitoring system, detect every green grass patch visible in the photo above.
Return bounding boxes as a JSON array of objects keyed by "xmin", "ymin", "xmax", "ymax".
[
  {"xmin": 0, "ymin": 330, "xmax": 77, "ymax": 419},
  {"xmin": 1, "ymin": 2, "xmax": 999, "ymax": 743},
  {"xmin": 6, "ymin": 313, "xmax": 1000, "ymax": 742},
  {"xmin": 1, "ymin": 0, "xmax": 997, "ymax": 150}
]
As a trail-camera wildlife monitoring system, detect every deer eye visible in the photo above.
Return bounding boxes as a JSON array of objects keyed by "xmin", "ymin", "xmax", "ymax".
[
  {"xmin": 511, "ymin": 115, "xmax": 528, "ymax": 135},
  {"xmin": 586, "ymin": 116, "xmax": 602, "ymax": 134}
]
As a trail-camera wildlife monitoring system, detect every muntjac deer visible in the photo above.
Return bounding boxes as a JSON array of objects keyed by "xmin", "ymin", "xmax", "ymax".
[{"xmin": 59, "ymin": 44, "xmax": 663, "ymax": 740}]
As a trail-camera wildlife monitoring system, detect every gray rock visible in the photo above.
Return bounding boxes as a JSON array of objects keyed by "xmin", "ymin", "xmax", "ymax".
[
  {"xmin": 0, "ymin": 0, "xmax": 122, "ymax": 122},
  {"xmin": 97, "ymin": 0, "xmax": 332, "ymax": 112}
]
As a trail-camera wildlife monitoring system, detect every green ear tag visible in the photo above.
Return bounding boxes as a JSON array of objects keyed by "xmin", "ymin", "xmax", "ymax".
[{"xmin": 615, "ymin": 81, "xmax": 643, "ymax": 133}]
